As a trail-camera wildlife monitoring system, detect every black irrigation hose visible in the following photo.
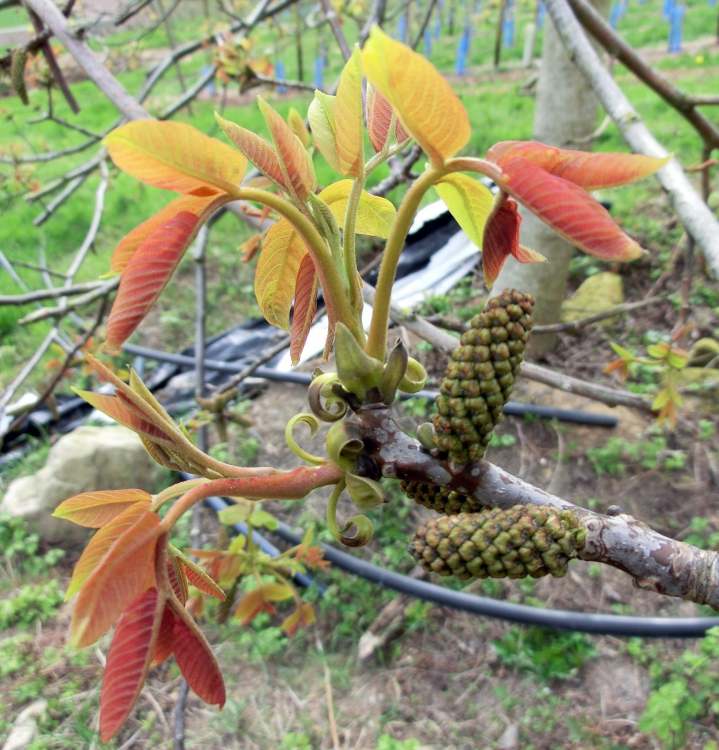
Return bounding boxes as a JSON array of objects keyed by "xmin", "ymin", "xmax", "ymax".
[
  {"xmin": 122, "ymin": 343, "xmax": 618, "ymax": 428},
  {"xmin": 192, "ymin": 485, "xmax": 719, "ymax": 639}
]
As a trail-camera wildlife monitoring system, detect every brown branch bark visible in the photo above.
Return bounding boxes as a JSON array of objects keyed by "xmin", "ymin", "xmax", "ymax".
[
  {"xmin": 543, "ymin": 0, "xmax": 719, "ymax": 279},
  {"xmin": 354, "ymin": 406, "xmax": 719, "ymax": 609},
  {"xmin": 0, "ymin": 280, "xmax": 106, "ymax": 306}
]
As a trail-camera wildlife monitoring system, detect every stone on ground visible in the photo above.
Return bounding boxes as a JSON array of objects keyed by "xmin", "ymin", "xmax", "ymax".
[
  {"xmin": 0, "ymin": 425, "xmax": 167, "ymax": 543},
  {"xmin": 561, "ymin": 272, "xmax": 624, "ymax": 326}
]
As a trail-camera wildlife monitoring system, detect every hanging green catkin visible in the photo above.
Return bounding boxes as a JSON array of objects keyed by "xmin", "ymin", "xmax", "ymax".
[
  {"xmin": 433, "ymin": 288, "xmax": 534, "ymax": 465},
  {"xmin": 11, "ymin": 48, "xmax": 29, "ymax": 106},
  {"xmin": 402, "ymin": 289, "xmax": 534, "ymax": 515},
  {"xmin": 410, "ymin": 505, "xmax": 585, "ymax": 580}
]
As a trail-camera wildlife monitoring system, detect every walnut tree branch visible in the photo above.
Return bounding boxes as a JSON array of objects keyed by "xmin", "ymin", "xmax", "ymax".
[{"xmin": 354, "ymin": 406, "xmax": 719, "ymax": 609}]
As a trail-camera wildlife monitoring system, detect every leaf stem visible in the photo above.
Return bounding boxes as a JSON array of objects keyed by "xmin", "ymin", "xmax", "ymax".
[
  {"xmin": 366, "ymin": 165, "xmax": 444, "ymax": 359},
  {"xmin": 234, "ymin": 187, "xmax": 363, "ymax": 341},
  {"xmin": 343, "ymin": 174, "xmax": 366, "ymax": 315},
  {"xmin": 159, "ymin": 463, "xmax": 343, "ymax": 532},
  {"xmin": 365, "ymin": 156, "xmax": 504, "ymax": 359},
  {"xmin": 151, "ymin": 479, "xmax": 208, "ymax": 512}
]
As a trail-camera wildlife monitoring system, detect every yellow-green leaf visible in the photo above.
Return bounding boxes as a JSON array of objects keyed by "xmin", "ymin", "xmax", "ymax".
[
  {"xmin": 287, "ymin": 107, "xmax": 311, "ymax": 148},
  {"xmin": 103, "ymin": 120, "xmax": 247, "ymax": 196},
  {"xmin": 254, "ymin": 218, "xmax": 308, "ymax": 329},
  {"xmin": 434, "ymin": 173, "xmax": 494, "ymax": 248},
  {"xmin": 54, "ymin": 489, "xmax": 151, "ymax": 528},
  {"xmin": 318, "ymin": 180, "xmax": 396, "ymax": 238},
  {"xmin": 361, "ymin": 26, "xmax": 470, "ymax": 165},
  {"xmin": 308, "ymin": 91, "xmax": 341, "ymax": 172},
  {"xmin": 334, "ymin": 47, "xmax": 364, "ymax": 177}
]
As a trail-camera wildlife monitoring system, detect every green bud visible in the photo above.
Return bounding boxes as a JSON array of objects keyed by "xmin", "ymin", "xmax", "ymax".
[
  {"xmin": 379, "ymin": 339, "xmax": 409, "ymax": 404},
  {"xmin": 334, "ymin": 322, "xmax": 384, "ymax": 401},
  {"xmin": 346, "ymin": 472, "xmax": 384, "ymax": 511}
]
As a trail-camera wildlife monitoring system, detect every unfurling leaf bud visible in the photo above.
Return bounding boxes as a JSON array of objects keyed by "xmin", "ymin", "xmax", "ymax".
[
  {"xmin": 432, "ymin": 289, "xmax": 534, "ymax": 465},
  {"xmin": 379, "ymin": 339, "xmax": 409, "ymax": 404},
  {"xmin": 334, "ymin": 322, "xmax": 384, "ymax": 401},
  {"xmin": 411, "ymin": 505, "xmax": 585, "ymax": 580}
]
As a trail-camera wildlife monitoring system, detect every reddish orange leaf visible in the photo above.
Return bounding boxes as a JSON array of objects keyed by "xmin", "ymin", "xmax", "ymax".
[
  {"xmin": 176, "ymin": 554, "xmax": 226, "ymax": 601},
  {"xmin": 103, "ymin": 120, "xmax": 247, "ymax": 196},
  {"xmin": 257, "ymin": 98, "xmax": 315, "ymax": 201},
  {"xmin": 235, "ymin": 582, "xmax": 294, "ymax": 625},
  {"xmin": 215, "ymin": 112, "xmax": 287, "ymax": 190},
  {"xmin": 167, "ymin": 557, "xmax": 188, "ymax": 605},
  {"xmin": 290, "ymin": 254, "xmax": 318, "ymax": 365},
  {"xmin": 53, "ymin": 489, "xmax": 150, "ymax": 528},
  {"xmin": 171, "ymin": 602, "xmax": 226, "ymax": 706},
  {"xmin": 151, "ymin": 603, "xmax": 176, "ymax": 667},
  {"xmin": 111, "ymin": 194, "xmax": 222, "ymax": 274},
  {"xmin": 497, "ymin": 158, "xmax": 644, "ymax": 262},
  {"xmin": 74, "ymin": 391, "xmax": 174, "ymax": 445},
  {"xmin": 488, "ymin": 141, "xmax": 668, "ymax": 190},
  {"xmin": 99, "ymin": 588, "xmax": 164, "ymax": 742},
  {"xmin": 66, "ymin": 501, "xmax": 151, "ymax": 600},
  {"xmin": 366, "ymin": 85, "xmax": 408, "ymax": 153},
  {"xmin": 71, "ymin": 510, "xmax": 160, "ymax": 648},
  {"xmin": 281, "ymin": 602, "xmax": 316, "ymax": 637},
  {"xmin": 106, "ymin": 211, "xmax": 202, "ymax": 354}
]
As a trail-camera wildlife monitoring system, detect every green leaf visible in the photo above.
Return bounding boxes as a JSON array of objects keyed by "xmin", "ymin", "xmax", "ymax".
[{"xmin": 434, "ymin": 173, "xmax": 494, "ymax": 248}]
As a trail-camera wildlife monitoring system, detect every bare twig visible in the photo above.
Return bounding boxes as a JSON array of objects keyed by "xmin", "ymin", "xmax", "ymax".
[
  {"xmin": 319, "ymin": 0, "xmax": 352, "ymax": 61},
  {"xmin": 20, "ymin": 279, "xmax": 118, "ymax": 325},
  {"xmin": 315, "ymin": 631, "xmax": 340, "ymax": 750},
  {"xmin": 532, "ymin": 296, "xmax": 665, "ymax": 334},
  {"xmin": 544, "ymin": 0, "xmax": 719, "ymax": 278},
  {"xmin": 0, "ymin": 280, "xmax": 107, "ymax": 306},
  {"xmin": 370, "ymin": 145, "xmax": 423, "ymax": 196}
]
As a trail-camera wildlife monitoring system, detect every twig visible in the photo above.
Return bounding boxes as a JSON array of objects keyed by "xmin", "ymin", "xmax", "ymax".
[
  {"xmin": 544, "ymin": 0, "xmax": 719, "ymax": 278},
  {"xmin": 172, "ymin": 680, "xmax": 189, "ymax": 750},
  {"xmin": 370, "ymin": 145, "xmax": 423, "ymax": 196},
  {"xmin": 362, "ymin": 282, "xmax": 653, "ymax": 412},
  {"xmin": 411, "ymin": 0, "xmax": 438, "ymax": 50},
  {"xmin": 0, "ymin": 280, "xmax": 107, "ymax": 306},
  {"xmin": 24, "ymin": 0, "xmax": 150, "ymax": 120},
  {"xmin": 8, "ymin": 296, "xmax": 109, "ymax": 433},
  {"xmin": 315, "ymin": 631, "xmax": 340, "ymax": 750},
  {"xmin": 0, "ymin": 136, "xmax": 100, "ymax": 164},
  {"xmin": 319, "ymin": 0, "xmax": 352, "ymax": 61},
  {"xmin": 0, "ymin": 329, "xmax": 55, "ymax": 417},
  {"xmin": 213, "ymin": 334, "xmax": 291, "ymax": 398},
  {"xmin": 20, "ymin": 279, "xmax": 118, "ymax": 325},
  {"xmin": 532, "ymin": 296, "xmax": 665, "ymax": 334}
]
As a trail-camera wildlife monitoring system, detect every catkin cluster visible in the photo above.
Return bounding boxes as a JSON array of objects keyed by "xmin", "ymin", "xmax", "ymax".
[
  {"xmin": 411, "ymin": 506, "xmax": 586, "ymax": 580},
  {"xmin": 433, "ymin": 289, "xmax": 534, "ymax": 465}
]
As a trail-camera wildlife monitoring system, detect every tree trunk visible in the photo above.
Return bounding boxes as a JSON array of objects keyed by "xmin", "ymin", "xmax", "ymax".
[{"xmin": 491, "ymin": 0, "xmax": 609, "ymax": 356}]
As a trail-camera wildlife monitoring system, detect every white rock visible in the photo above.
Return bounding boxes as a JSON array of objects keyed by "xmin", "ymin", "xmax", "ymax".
[
  {"xmin": 2, "ymin": 699, "xmax": 47, "ymax": 750},
  {"xmin": 0, "ymin": 425, "xmax": 166, "ymax": 543}
]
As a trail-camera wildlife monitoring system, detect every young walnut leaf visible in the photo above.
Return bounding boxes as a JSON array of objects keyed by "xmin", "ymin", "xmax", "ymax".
[
  {"xmin": 281, "ymin": 602, "xmax": 316, "ymax": 637},
  {"xmin": 66, "ymin": 500, "xmax": 152, "ymax": 599},
  {"xmin": 235, "ymin": 582, "xmax": 295, "ymax": 625},
  {"xmin": 173, "ymin": 549, "xmax": 226, "ymax": 600},
  {"xmin": 214, "ymin": 112, "xmax": 288, "ymax": 191},
  {"xmin": 104, "ymin": 120, "xmax": 247, "ymax": 196},
  {"xmin": 334, "ymin": 47, "xmax": 364, "ymax": 177},
  {"xmin": 170, "ymin": 602, "xmax": 226, "ymax": 706},
  {"xmin": 287, "ymin": 107, "xmax": 311, "ymax": 148},
  {"xmin": 481, "ymin": 198, "xmax": 545, "ymax": 286},
  {"xmin": 258, "ymin": 97, "xmax": 316, "ymax": 201},
  {"xmin": 71, "ymin": 510, "xmax": 160, "ymax": 648},
  {"xmin": 487, "ymin": 141, "xmax": 668, "ymax": 190},
  {"xmin": 434, "ymin": 173, "xmax": 494, "ymax": 248},
  {"xmin": 366, "ymin": 85, "xmax": 408, "ymax": 153},
  {"xmin": 362, "ymin": 26, "xmax": 469, "ymax": 165},
  {"xmin": 317, "ymin": 180, "xmax": 396, "ymax": 238},
  {"xmin": 308, "ymin": 91, "xmax": 341, "ymax": 172},
  {"xmin": 254, "ymin": 218, "xmax": 309, "ymax": 329},
  {"xmin": 111, "ymin": 194, "xmax": 223, "ymax": 274},
  {"xmin": 497, "ymin": 157, "xmax": 644, "ymax": 262},
  {"xmin": 54, "ymin": 489, "xmax": 150, "ymax": 528},
  {"xmin": 106, "ymin": 205, "xmax": 228, "ymax": 354},
  {"xmin": 291, "ymin": 254, "xmax": 319, "ymax": 365},
  {"xmin": 99, "ymin": 588, "xmax": 164, "ymax": 742}
]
